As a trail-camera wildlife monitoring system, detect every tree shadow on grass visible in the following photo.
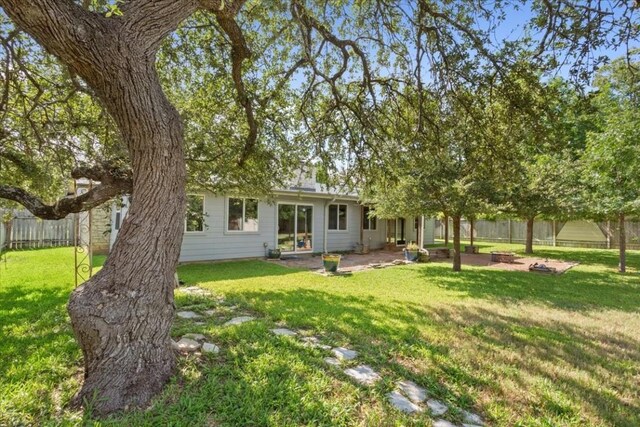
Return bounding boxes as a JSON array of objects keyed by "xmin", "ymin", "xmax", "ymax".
[
  {"xmin": 417, "ymin": 263, "xmax": 640, "ymax": 312},
  {"xmin": 430, "ymin": 241, "xmax": 640, "ymax": 271},
  {"xmin": 423, "ymin": 304, "xmax": 640, "ymax": 427},
  {"xmin": 178, "ymin": 259, "xmax": 302, "ymax": 284},
  {"xmin": 216, "ymin": 287, "xmax": 639, "ymax": 426},
  {"xmin": 220, "ymin": 288, "xmax": 489, "ymax": 420}
]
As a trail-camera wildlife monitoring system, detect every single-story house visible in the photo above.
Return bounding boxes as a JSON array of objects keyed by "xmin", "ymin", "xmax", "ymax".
[{"xmin": 110, "ymin": 171, "xmax": 435, "ymax": 262}]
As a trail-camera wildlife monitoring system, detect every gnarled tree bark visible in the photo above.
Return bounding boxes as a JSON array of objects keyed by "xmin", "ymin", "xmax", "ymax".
[
  {"xmin": 618, "ymin": 212, "xmax": 626, "ymax": 273},
  {"xmin": 525, "ymin": 216, "xmax": 535, "ymax": 254},
  {"xmin": 0, "ymin": 0, "xmax": 199, "ymax": 415},
  {"xmin": 452, "ymin": 215, "xmax": 461, "ymax": 271}
]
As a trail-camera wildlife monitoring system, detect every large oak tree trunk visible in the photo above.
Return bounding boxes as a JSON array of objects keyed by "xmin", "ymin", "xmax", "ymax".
[
  {"xmin": 619, "ymin": 213, "xmax": 626, "ymax": 273},
  {"xmin": 452, "ymin": 215, "xmax": 461, "ymax": 271},
  {"xmin": 525, "ymin": 217, "xmax": 534, "ymax": 254},
  {"xmin": 66, "ymin": 60, "xmax": 186, "ymax": 415}
]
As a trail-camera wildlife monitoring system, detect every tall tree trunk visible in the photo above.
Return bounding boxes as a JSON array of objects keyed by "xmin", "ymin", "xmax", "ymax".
[
  {"xmin": 444, "ymin": 215, "xmax": 449, "ymax": 245},
  {"xmin": 452, "ymin": 215, "xmax": 461, "ymax": 271},
  {"xmin": 619, "ymin": 213, "xmax": 626, "ymax": 273},
  {"xmin": 66, "ymin": 60, "xmax": 186, "ymax": 415},
  {"xmin": 525, "ymin": 217, "xmax": 534, "ymax": 254}
]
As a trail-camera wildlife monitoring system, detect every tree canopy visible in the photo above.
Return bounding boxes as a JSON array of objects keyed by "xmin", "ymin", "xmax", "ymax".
[{"xmin": 0, "ymin": 0, "xmax": 638, "ymax": 416}]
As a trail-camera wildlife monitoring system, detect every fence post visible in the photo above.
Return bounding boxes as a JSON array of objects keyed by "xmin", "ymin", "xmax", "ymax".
[
  {"xmin": 552, "ymin": 220, "xmax": 557, "ymax": 247},
  {"xmin": 508, "ymin": 219, "xmax": 512, "ymax": 244}
]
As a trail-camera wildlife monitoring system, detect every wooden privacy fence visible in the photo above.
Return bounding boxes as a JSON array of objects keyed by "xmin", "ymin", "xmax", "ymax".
[
  {"xmin": 435, "ymin": 218, "xmax": 640, "ymax": 250},
  {"xmin": 1, "ymin": 210, "xmax": 75, "ymax": 250}
]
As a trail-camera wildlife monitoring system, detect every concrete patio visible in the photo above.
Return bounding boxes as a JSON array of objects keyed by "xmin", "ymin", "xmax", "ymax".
[
  {"xmin": 271, "ymin": 249, "xmax": 408, "ymax": 273},
  {"xmin": 270, "ymin": 248, "xmax": 578, "ymax": 275}
]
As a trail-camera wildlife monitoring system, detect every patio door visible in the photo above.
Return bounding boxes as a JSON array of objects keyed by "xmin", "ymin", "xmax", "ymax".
[
  {"xmin": 278, "ymin": 204, "xmax": 313, "ymax": 252},
  {"xmin": 396, "ymin": 218, "xmax": 406, "ymax": 245}
]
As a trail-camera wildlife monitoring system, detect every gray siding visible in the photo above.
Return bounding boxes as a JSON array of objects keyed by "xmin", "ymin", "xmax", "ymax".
[
  {"xmin": 423, "ymin": 218, "xmax": 435, "ymax": 245},
  {"xmin": 179, "ymin": 193, "xmax": 363, "ymax": 262},
  {"xmin": 325, "ymin": 201, "xmax": 362, "ymax": 252},
  {"xmin": 111, "ymin": 193, "xmax": 436, "ymax": 262},
  {"xmin": 363, "ymin": 218, "xmax": 387, "ymax": 250},
  {"xmin": 180, "ymin": 194, "xmax": 276, "ymax": 262}
]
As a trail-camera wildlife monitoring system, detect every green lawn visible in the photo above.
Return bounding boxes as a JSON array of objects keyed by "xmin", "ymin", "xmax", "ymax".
[{"xmin": 0, "ymin": 244, "xmax": 638, "ymax": 426}]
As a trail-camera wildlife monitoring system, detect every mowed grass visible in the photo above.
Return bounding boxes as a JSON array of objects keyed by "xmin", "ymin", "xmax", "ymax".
[{"xmin": 0, "ymin": 244, "xmax": 639, "ymax": 426}]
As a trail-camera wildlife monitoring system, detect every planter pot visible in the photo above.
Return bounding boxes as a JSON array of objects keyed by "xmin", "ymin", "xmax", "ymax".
[
  {"xmin": 418, "ymin": 251, "xmax": 430, "ymax": 263},
  {"xmin": 322, "ymin": 254, "xmax": 342, "ymax": 273},
  {"xmin": 403, "ymin": 249, "xmax": 420, "ymax": 262},
  {"xmin": 267, "ymin": 249, "xmax": 281, "ymax": 259}
]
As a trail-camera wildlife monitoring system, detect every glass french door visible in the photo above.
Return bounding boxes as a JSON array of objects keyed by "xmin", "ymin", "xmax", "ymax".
[
  {"xmin": 396, "ymin": 218, "xmax": 406, "ymax": 245},
  {"xmin": 278, "ymin": 204, "xmax": 313, "ymax": 252}
]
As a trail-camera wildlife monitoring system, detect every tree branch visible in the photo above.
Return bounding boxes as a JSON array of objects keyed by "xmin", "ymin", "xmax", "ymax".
[
  {"xmin": 120, "ymin": 0, "xmax": 201, "ymax": 54},
  {"xmin": 204, "ymin": 0, "xmax": 258, "ymax": 166},
  {"xmin": 0, "ymin": 162, "xmax": 132, "ymax": 219},
  {"xmin": 0, "ymin": 0, "xmax": 108, "ymax": 72},
  {"xmin": 0, "ymin": 181, "xmax": 130, "ymax": 220}
]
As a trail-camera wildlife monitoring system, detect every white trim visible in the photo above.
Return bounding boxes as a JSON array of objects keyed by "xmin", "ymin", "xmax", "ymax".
[
  {"xmin": 184, "ymin": 194, "xmax": 206, "ymax": 233},
  {"xmin": 275, "ymin": 201, "xmax": 316, "ymax": 253},
  {"xmin": 273, "ymin": 189, "xmax": 359, "ymax": 201},
  {"xmin": 327, "ymin": 203, "xmax": 348, "ymax": 232},
  {"xmin": 225, "ymin": 197, "xmax": 259, "ymax": 233}
]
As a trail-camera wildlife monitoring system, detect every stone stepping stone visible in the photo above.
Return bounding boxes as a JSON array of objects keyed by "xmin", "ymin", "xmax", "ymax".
[
  {"xmin": 324, "ymin": 357, "xmax": 341, "ymax": 367},
  {"xmin": 204, "ymin": 309, "xmax": 216, "ymax": 316},
  {"xmin": 202, "ymin": 342, "xmax": 220, "ymax": 354},
  {"xmin": 179, "ymin": 286, "xmax": 210, "ymax": 296},
  {"xmin": 302, "ymin": 337, "xmax": 332, "ymax": 350},
  {"xmin": 427, "ymin": 399, "xmax": 448, "ymax": 416},
  {"xmin": 174, "ymin": 337, "xmax": 201, "ymax": 352},
  {"xmin": 344, "ymin": 365, "xmax": 381, "ymax": 385},
  {"xmin": 432, "ymin": 420, "xmax": 456, "ymax": 427},
  {"xmin": 177, "ymin": 311, "xmax": 202, "ymax": 319},
  {"xmin": 397, "ymin": 379, "xmax": 427, "ymax": 403},
  {"xmin": 270, "ymin": 328, "xmax": 297, "ymax": 337},
  {"xmin": 182, "ymin": 333, "xmax": 206, "ymax": 341},
  {"xmin": 224, "ymin": 316, "xmax": 255, "ymax": 326},
  {"xmin": 463, "ymin": 424, "xmax": 483, "ymax": 427},
  {"xmin": 332, "ymin": 347, "xmax": 358, "ymax": 361},
  {"xmin": 461, "ymin": 410, "xmax": 484, "ymax": 426},
  {"xmin": 387, "ymin": 390, "xmax": 423, "ymax": 414}
]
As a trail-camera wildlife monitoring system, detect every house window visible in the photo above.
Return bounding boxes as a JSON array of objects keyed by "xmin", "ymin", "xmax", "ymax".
[
  {"xmin": 227, "ymin": 198, "xmax": 259, "ymax": 232},
  {"xmin": 362, "ymin": 206, "xmax": 377, "ymax": 230},
  {"xmin": 328, "ymin": 204, "xmax": 348, "ymax": 231},
  {"xmin": 185, "ymin": 195, "xmax": 205, "ymax": 232}
]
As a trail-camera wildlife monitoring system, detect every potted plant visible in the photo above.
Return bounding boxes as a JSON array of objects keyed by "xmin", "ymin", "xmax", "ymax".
[
  {"xmin": 403, "ymin": 243, "xmax": 420, "ymax": 262},
  {"xmin": 267, "ymin": 248, "xmax": 281, "ymax": 259},
  {"xmin": 322, "ymin": 253, "xmax": 342, "ymax": 273}
]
